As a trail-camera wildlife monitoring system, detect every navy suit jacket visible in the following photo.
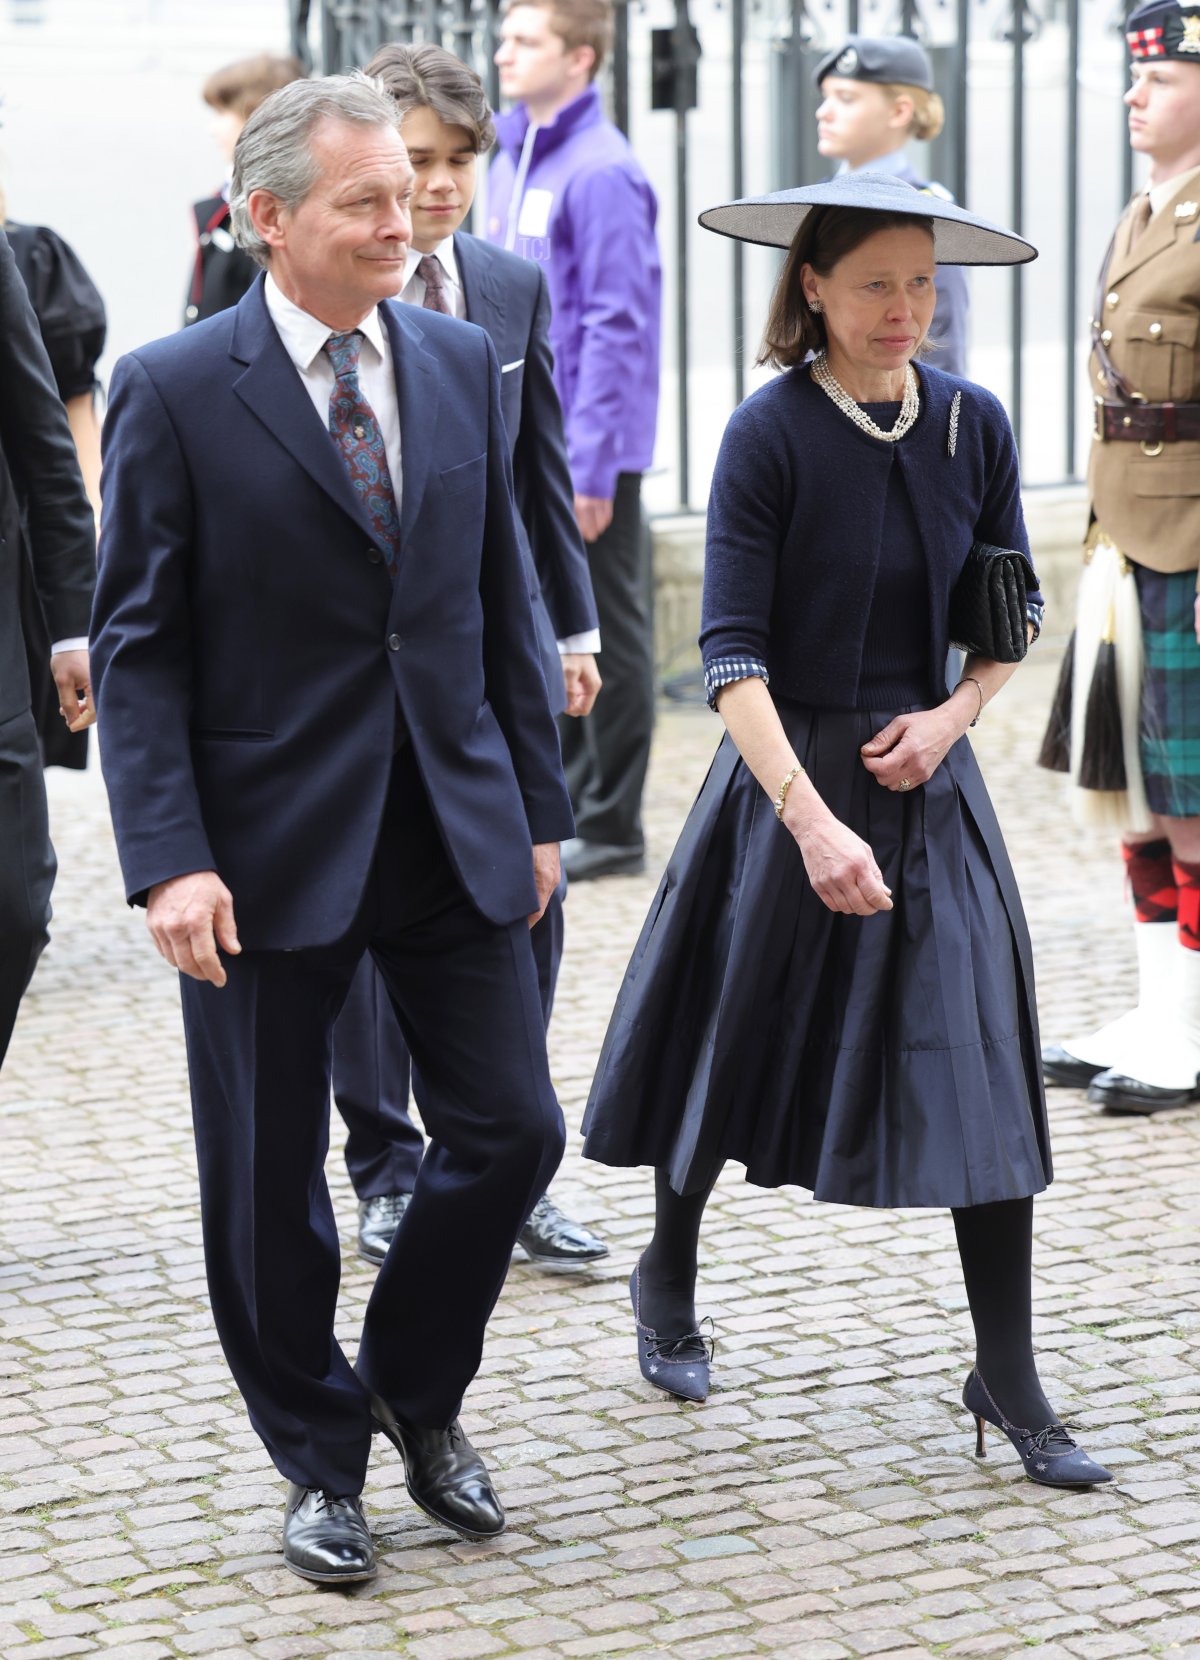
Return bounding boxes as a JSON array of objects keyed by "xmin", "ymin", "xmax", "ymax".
[
  {"xmin": 91, "ymin": 277, "xmax": 574, "ymax": 948},
  {"xmin": 453, "ymin": 234, "xmax": 597, "ymax": 716}
]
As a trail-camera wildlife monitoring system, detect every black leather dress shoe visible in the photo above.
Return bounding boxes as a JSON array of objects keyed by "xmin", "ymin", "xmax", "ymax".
[
  {"xmin": 516, "ymin": 1194, "xmax": 609, "ymax": 1271},
  {"xmin": 1086, "ymin": 1069, "xmax": 1199, "ymax": 1114},
  {"xmin": 367, "ymin": 1390, "xmax": 505, "ymax": 1540},
  {"xmin": 1042, "ymin": 1045, "xmax": 1108, "ymax": 1089},
  {"xmin": 560, "ymin": 837, "xmax": 645, "ymax": 881},
  {"xmin": 357, "ymin": 1192, "xmax": 412, "ymax": 1265},
  {"xmin": 282, "ymin": 1483, "xmax": 376, "ymax": 1583}
]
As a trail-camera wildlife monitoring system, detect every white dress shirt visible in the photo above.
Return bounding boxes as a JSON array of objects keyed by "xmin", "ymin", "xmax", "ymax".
[
  {"xmin": 263, "ymin": 272, "xmax": 403, "ymax": 513},
  {"xmin": 398, "ymin": 237, "xmax": 599, "ymax": 659}
]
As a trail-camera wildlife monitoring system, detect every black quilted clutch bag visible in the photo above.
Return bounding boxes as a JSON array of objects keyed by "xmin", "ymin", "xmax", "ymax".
[{"xmin": 948, "ymin": 541, "xmax": 1037, "ymax": 662}]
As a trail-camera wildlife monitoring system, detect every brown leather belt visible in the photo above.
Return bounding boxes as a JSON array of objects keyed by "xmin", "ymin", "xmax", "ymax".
[{"xmin": 1094, "ymin": 399, "xmax": 1200, "ymax": 445}]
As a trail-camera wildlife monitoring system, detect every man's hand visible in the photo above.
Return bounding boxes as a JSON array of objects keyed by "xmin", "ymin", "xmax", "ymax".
[
  {"xmin": 562, "ymin": 653, "xmax": 601, "ymax": 716},
  {"xmin": 49, "ymin": 648, "xmax": 95, "ymax": 732},
  {"xmin": 147, "ymin": 870, "xmax": 241, "ymax": 987},
  {"xmin": 529, "ymin": 842, "xmax": 561, "ymax": 928},
  {"xmin": 574, "ymin": 494, "xmax": 614, "ymax": 544}
]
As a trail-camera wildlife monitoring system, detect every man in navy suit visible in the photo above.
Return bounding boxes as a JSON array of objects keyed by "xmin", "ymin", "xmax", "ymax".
[
  {"xmin": 331, "ymin": 42, "xmax": 609, "ymax": 1274},
  {"xmin": 90, "ymin": 74, "xmax": 572, "ymax": 1585}
]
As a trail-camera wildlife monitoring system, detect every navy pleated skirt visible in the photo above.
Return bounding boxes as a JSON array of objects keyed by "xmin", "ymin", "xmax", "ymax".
[{"xmin": 580, "ymin": 702, "xmax": 1052, "ymax": 1208}]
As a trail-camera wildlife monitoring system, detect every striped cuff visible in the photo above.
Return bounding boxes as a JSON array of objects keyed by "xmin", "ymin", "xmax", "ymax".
[
  {"xmin": 1026, "ymin": 599, "xmax": 1044, "ymax": 642},
  {"xmin": 704, "ymin": 655, "xmax": 770, "ymax": 710}
]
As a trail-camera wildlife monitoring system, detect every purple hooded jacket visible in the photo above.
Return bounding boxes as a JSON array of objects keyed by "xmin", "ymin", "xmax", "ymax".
[{"xmin": 486, "ymin": 85, "xmax": 661, "ymax": 501}]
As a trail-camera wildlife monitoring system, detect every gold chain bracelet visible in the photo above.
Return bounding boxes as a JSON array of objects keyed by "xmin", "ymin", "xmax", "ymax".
[{"xmin": 774, "ymin": 765, "xmax": 804, "ymax": 820}]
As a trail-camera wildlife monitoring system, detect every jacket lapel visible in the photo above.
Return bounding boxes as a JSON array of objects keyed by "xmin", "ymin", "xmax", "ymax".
[
  {"xmin": 1106, "ymin": 187, "xmax": 1188, "ymax": 287},
  {"xmin": 380, "ymin": 299, "xmax": 440, "ymax": 548},
  {"xmin": 456, "ymin": 234, "xmax": 509, "ymax": 354},
  {"xmin": 230, "ymin": 279, "xmax": 377, "ymax": 541}
]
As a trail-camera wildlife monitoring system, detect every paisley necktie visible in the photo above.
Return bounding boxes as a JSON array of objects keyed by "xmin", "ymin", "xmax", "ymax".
[{"xmin": 322, "ymin": 329, "xmax": 401, "ymax": 578}]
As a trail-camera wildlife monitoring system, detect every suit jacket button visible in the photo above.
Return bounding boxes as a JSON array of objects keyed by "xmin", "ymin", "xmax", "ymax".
[
  {"xmin": 367, "ymin": 546, "xmax": 382, "ymax": 564},
  {"xmin": 387, "ymin": 633, "xmax": 402, "ymax": 651}
]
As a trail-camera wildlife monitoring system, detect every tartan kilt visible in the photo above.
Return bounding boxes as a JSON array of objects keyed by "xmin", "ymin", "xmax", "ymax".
[{"xmin": 1137, "ymin": 564, "xmax": 1200, "ymax": 816}]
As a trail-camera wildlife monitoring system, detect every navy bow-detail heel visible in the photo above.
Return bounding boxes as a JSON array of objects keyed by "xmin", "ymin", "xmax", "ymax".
[
  {"xmin": 963, "ymin": 1369, "xmax": 1113, "ymax": 1488},
  {"xmin": 629, "ymin": 1265, "xmax": 713, "ymax": 1402}
]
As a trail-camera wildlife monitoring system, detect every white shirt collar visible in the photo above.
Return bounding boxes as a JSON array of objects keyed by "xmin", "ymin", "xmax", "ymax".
[
  {"xmin": 403, "ymin": 235, "xmax": 461, "ymax": 293},
  {"xmin": 263, "ymin": 271, "xmax": 390, "ymax": 372}
]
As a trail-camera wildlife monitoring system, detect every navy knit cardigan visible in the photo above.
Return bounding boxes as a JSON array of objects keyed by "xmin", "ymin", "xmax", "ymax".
[{"xmin": 700, "ymin": 362, "xmax": 1038, "ymax": 711}]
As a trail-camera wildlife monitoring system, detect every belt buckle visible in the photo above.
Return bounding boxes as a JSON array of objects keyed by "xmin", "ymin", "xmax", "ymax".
[{"xmin": 1093, "ymin": 397, "xmax": 1106, "ymax": 441}]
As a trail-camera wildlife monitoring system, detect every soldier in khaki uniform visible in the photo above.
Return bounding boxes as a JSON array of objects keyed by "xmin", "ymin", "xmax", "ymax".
[{"xmin": 1042, "ymin": 0, "xmax": 1200, "ymax": 1113}]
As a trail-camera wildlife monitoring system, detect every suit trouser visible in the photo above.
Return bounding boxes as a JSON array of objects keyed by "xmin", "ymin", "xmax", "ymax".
[
  {"xmin": 558, "ymin": 472, "xmax": 654, "ymax": 849},
  {"xmin": 332, "ymin": 873, "xmax": 565, "ymax": 1199},
  {"xmin": 178, "ymin": 747, "xmax": 565, "ymax": 1495},
  {"xmin": 0, "ymin": 707, "xmax": 55, "ymax": 1066}
]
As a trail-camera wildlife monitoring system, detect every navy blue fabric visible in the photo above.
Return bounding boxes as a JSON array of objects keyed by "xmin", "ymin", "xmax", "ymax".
[
  {"xmin": 455, "ymin": 234, "xmax": 597, "ymax": 718},
  {"xmin": 700, "ymin": 362, "xmax": 1038, "ymax": 713},
  {"xmin": 91, "ymin": 276, "xmax": 574, "ymax": 944}
]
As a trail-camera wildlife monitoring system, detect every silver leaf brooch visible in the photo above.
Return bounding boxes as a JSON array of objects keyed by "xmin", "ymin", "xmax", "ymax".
[{"xmin": 947, "ymin": 390, "xmax": 961, "ymax": 459}]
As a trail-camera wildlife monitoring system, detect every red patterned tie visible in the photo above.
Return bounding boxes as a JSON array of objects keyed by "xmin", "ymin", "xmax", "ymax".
[
  {"xmin": 416, "ymin": 254, "xmax": 451, "ymax": 315},
  {"xmin": 322, "ymin": 330, "xmax": 401, "ymax": 578}
]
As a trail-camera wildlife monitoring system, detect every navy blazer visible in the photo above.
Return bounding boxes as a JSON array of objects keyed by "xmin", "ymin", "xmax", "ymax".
[
  {"xmin": 453, "ymin": 234, "xmax": 597, "ymax": 715},
  {"xmin": 91, "ymin": 277, "xmax": 574, "ymax": 948},
  {"xmin": 701, "ymin": 363, "xmax": 1034, "ymax": 710}
]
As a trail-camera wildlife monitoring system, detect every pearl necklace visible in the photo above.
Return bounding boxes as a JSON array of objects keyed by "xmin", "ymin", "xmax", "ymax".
[{"xmin": 810, "ymin": 351, "xmax": 920, "ymax": 443}]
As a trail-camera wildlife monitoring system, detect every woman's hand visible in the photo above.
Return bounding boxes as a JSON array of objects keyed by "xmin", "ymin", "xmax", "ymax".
[
  {"xmin": 785, "ymin": 802, "xmax": 893, "ymax": 916},
  {"xmin": 859, "ymin": 704, "xmax": 969, "ymax": 792}
]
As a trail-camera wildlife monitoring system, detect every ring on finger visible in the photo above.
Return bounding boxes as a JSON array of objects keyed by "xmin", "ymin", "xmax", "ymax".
[{"xmin": 897, "ymin": 777, "xmax": 912, "ymax": 792}]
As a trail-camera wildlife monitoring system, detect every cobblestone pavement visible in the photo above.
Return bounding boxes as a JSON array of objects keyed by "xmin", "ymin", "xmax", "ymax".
[{"xmin": 3, "ymin": 653, "xmax": 1199, "ymax": 1660}]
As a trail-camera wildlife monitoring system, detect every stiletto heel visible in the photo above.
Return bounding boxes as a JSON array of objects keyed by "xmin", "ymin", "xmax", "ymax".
[{"xmin": 962, "ymin": 1368, "xmax": 1113, "ymax": 1488}]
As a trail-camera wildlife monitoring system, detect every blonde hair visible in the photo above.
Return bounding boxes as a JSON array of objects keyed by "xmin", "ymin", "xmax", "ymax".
[{"xmin": 878, "ymin": 81, "xmax": 945, "ymax": 142}]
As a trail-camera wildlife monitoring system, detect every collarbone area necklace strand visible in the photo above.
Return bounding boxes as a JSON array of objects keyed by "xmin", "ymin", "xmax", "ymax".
[{"xmin": 810, "ymin": 350, "xmax": 920, "ymax": 443}]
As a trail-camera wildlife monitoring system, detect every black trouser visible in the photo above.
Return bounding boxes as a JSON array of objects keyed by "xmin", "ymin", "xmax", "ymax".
[
  {"xmin": 0, "ymin": 707, "xmax": 55, "ymax": 1066},
  {"xmin": 178, "ymin": 747, "xmax": 566, "ymax": 1495},
  {"xmin": 558, "ymin": 472, "xmax": 654, "ymax": 850},
  {"xmin": 332, "ymin": 872, "xmax": 566, "ymax": 1200}
]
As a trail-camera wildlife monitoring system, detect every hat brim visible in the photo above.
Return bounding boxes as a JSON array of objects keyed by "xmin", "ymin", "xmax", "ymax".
[{"xmin": 698, "ymin": 178, "xmax": 1037, "ymax": 267}]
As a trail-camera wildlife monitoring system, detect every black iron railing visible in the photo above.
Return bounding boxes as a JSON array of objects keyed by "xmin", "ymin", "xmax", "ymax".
[{"xmin": 290, "ymin": 0, "xmax": 1137, "ymax": 503}]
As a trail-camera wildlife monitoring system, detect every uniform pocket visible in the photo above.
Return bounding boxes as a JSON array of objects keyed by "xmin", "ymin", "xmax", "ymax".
[
  {"xmin": 1123, "ymin": 309, "xmax": 1200, "ymax": 401},
  {"xmin": 1130, "ymin": 457, "xmax": 1200, "ymax": 497}
]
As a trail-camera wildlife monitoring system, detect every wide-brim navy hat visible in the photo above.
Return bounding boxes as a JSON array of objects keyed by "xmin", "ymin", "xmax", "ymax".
[{"xmin": 698, "ymin": 173, "xmax": 1038, "ymax": 266}]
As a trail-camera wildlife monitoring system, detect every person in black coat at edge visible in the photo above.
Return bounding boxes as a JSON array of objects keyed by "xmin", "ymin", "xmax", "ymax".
[
  {"xmin": 3, "ymin": 192, "xmax": 105, "ymax": 771},
  {"xmin": 581, "ymin": 175, "xmax": 1115, "ymax": 1489},
  {"xmin": 337, "ymin": 43, "xmax": 609, "ymax": 1273},
  {"xmin": 184, "ymin": 53, "xmax": 306, "ymax": 328},
  {"xmin": 0, "ymin": 225, "xmax": 96, "ymax": 1066}
]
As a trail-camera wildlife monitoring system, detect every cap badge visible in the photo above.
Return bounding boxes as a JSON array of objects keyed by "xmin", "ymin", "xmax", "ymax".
[
  {"xmin": 1175, "ymin": 200, "xmax": 1199, "ymax": 220},
  {"xmin": 835, "ymin": 46, "xmax": 859, "ymax": 74},
  {"xmin": 1181, "ymin": 13, "xmax": 1200, "ymax": 52}
]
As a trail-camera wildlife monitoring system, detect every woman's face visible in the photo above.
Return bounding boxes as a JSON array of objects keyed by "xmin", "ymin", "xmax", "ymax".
[
  {"xmin": 802, "ymin": 225, "xmax": 938, "ymax": 377},
  {"xmin": 816, "ymin": 77, "xmax": 911, "ymax": 166}
]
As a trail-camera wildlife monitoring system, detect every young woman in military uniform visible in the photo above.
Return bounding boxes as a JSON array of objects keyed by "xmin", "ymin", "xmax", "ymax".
[
  {"xmin": 1041, "ymin": 0, "xmax": 1200, "ymax": 1114},
  {"xmin": 813, "ymin": 33, "xmax": 969, "ymax": 376}
]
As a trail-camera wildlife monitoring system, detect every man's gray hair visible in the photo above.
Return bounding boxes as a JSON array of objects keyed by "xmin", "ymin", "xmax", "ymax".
[{"xmin": 229, "ymin": 71, "xmax": 402, "ymax": 268}]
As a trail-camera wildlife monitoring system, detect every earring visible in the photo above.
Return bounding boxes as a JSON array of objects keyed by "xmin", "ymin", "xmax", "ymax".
[{"xmin": 808, "ymin": 298, "xmax": 823, "ymax": 315}]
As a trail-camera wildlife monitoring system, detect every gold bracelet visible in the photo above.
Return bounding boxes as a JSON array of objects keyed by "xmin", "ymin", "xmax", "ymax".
[
  {"xmin": 956, "ymin": 675, "xmax": 985, "ymax": 727},
  {"xmin": 774, "ymin": 764, "xmax": 804, "ymax": 820}
]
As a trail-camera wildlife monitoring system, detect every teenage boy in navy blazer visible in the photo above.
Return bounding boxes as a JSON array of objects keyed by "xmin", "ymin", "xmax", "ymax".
[
  {"xmin": 329, "ymin": 43, "xmax": 609, "ymax": 1274},
  {"xmin": 90, "ymin": 74, "xmax": 573, "ymax": 1584}
]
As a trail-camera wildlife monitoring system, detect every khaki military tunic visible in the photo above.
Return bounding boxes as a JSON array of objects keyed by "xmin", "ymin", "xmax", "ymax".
[{"xmin": 1088, "ymin": 167, "xmax": 1200, "ymax": 582}]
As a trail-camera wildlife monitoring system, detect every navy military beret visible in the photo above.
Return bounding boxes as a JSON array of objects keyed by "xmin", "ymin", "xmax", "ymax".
[
  {"xmin": 1125, "ymin": 0, "xmax": 1200, "ymax": 62},
  {"xmin": 812, "ymin": 34, "xmax": 935, "ymax": 92}
]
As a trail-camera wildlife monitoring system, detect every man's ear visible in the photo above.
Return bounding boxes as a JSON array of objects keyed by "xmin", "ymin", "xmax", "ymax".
[
  {"xmin": 573, "ymin": 44, "xmax": 598, "ymax": 83},
  {"xmin": 247, "ymin": 188, "xmax": 288, "ymax": 252}
]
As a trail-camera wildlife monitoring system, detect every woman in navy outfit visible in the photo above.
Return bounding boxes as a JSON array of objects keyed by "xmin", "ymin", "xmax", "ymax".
[{"xmin": 581, "ymin": 175, "xmax": 1112, "ymax": 1488}]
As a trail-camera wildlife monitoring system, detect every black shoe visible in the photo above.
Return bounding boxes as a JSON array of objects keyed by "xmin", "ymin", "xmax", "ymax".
[
  {"xmin": 516, "ymin": 1194, "xmax": 609, "ymax": 1271},
  {"xmin": 281, "ymin": 1484, "xmax": 376, "ymax": 1584},
  {"xmin": 1042, "ymin": 1044, "xmax": 1108, "ymax": 1089},
  {"xmin": 366, "ymin": 1390, "xmax": 505, "ymax": 1540},
  {"xmin": 629, "ymin": 1264, "xmax": 713, "ymax": 1403},
  {"xmin": 1086, "ymin": 1069, "xmax": 1200, "ymax": 1114},
  {"xmin": 962, "ymin": 1370, "xmax": 1113, "ymax": 1488},
  {"xmin": 357, "ymin": 1192, "xmax": 412, "ymax": 1265},
  {"xmin": 560, "ymin": 837, "xmax": 645, "ymax": 881}
]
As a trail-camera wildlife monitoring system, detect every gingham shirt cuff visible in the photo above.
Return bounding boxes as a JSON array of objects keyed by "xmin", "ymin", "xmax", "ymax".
[
  {"xmin": 1026, "ymin": 599, "xmax": 1044, "ymax": 642},
  {"xmin": 704, "ymin": 655, "xmax": 770, "ymax": 710}
]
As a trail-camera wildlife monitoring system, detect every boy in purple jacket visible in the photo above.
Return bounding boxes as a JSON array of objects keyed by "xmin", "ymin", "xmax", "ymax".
[{"xmin": 488, "ymin": 0, "xmax": 662, "ymax": 880}]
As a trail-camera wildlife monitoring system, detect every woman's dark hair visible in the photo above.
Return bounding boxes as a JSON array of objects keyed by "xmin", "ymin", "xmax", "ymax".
[{"xmin": 757, "ymin": 206, "xmax": 936, "ymax": 370}]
